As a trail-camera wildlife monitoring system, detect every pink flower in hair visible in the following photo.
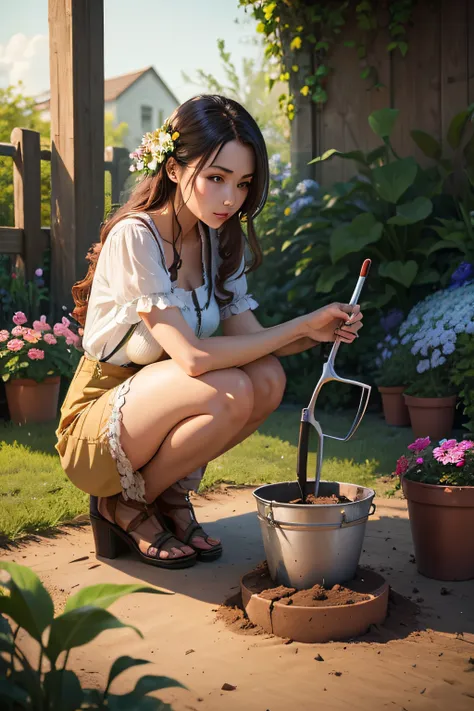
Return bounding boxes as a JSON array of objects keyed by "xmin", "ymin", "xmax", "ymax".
[
  {"xmin": 12, "ymin": 311, "xmax": 27, "ymax": 326},
  {"xmin": 7, "ymin": 339, "xmax": 24, "ymax": 352},
  {"xmin": 27, "ymin": 348, "xmax": 45, "ymax": 360}
]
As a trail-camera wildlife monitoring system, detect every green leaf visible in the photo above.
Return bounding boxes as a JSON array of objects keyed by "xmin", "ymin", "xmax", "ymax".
[
  {"xmin": 133, "ymin": 675, "xmax": 186, "ymax": 696},
  {"xmin": 427, "ymin": 239, "xmax": 465, "ymax": 256},
  {"xmin": 281, "ymin": 240, "xmax": 292, "ymax": 252},
  {"xmin": 447, "ymin": 109, "xmax": 469, "ymax": 149},
  {"xmin": 64, "ymin": 583, "xmax": 167, "ymax": 613},
  {"xmin": 315, "ymin": 264, "xmax": 349, "ymax": 293},
  {"xmin": 107, "ymin": 656, "xmax": 150, "ymax": 690},
  {"xmin": 398, "ymin": 41, "xmax": 408, "ymax": 57},
  {"xmin": 372, "ymin": 157, "xmax": 418, "ymax": 203},
  {"xmin": 363, "ymin": 284, "xmax": 397, "ymax": 309},
  {"xmin": 387, "ymin": 41, "xmax": 398, "ymax": 52},
  {"xmin": 387, "ymin": 197, "xmax": 433, "ymax": 225},
  {"xmin": 0, "ymin": 562, "xmax": 54, "ymax": 643},
  {"xmin": 410, "ymin": 129, "xmax": 442, "ymax": 160},
  {"xmin": 0, "ymin": 679, "xmax": 29, "ymax": 708},
  {"xmin": 366, "ymin": 145, "xmax": 388, "ymax": 165},
  {"xmin": 294, "ymin": 219, "xmax": 330, "ymax": 235},
  {"xmin": 379, "ymin": 260, "xmax": 418, "ymax": 287},
  {"xmin": 330, "ymin": 213, "xmax": 383, "ymax": 263},
  {"xmin": 368, "ymin": 108, "xmax": 399, "ymax": 139},
  {"xmin": 43, "ymin": 670, "xmax": 83, "ymax": 711},
  {"xmin": 47, "ymin": 607, "xmax": 142, "ymax": 666},
  {"xmin": 414, "ymin": 268, "xmax": 440, "ymax": 285},
  {"xmin": 309, "ymin": 148, "xmax": 367, "ymax": 165}
]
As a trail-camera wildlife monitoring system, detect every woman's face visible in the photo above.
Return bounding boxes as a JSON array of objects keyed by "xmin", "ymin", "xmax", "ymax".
[{"xmin": 175, "ymin": 140, "xmax": 256, "ymax": 230}]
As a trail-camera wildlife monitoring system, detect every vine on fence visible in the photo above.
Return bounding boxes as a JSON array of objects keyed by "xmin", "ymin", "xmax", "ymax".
[{"xmin": 239, "ymin": 0, "xmax": 416, "ymax": 119}]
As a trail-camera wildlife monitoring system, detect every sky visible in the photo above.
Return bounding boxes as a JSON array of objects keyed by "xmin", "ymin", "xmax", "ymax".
[{"xmin": 0, "ymin": 0, "xmax": 262, "ymax": 102}]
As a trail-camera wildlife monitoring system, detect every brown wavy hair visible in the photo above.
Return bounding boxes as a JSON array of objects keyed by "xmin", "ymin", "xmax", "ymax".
[{"xmin": 71, "ymin": 94, "xmax": 269, "ymax": 326}]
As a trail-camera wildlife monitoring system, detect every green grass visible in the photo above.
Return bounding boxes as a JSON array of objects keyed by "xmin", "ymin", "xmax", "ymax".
[{"xmin": 0, "ymin": 409, "xmax": 414, "ymax": 542}]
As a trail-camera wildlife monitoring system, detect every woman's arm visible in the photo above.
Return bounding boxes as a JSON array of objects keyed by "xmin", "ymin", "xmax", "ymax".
[
  {"xmin": 139, "ymin": 301, "xmax": 357, "ymax": 377},
  {"xmin": 222, "ymin": 310, "xmax": 319, "ymax": 357}
]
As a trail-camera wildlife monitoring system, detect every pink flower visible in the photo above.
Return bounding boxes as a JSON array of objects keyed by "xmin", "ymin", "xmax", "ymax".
[
  {"xmin": 33, "ymin": 315, "xmax": 51, "ymax": 332},
  {"xmin": 7, "ymin": 339, "xmax": 24, "ymax": 351},
  {"xmin": 0, "ymin": 330, "xmax": 10, "ymax": 342},
  {"xmin": 396, "ymin": 455, "xmax": 409, "ymax": 476},
  {"xmin": 416, "ymin": 457, "xmax": 424, "ymax": 464},
  {"xmin": 64, "ymin": 329, "xmax": 80, "ymax": 347},
  {"xmin": 53, "ymin": 323, "xmax": 66, "ymax": 337},
  {"xmin": 35, "ymin": 268, "xmax": 43, "ymax": 277},
  {"xmin": 43, "ymin": 333, "xmax": 57, "ymax": 345},
  {"xmin": 12, "ymin": 311, "xmax": 27, "ymax": 326},
  {"xmin": 433, "ymin": 440, "xmax": 467, "ymax": 465},
  {"xmin": 23, "ymin": 329, "xmax": 42, "ymax": 344},
  {"xmin": 457, "ymin": 440, "xmax": 474, "ymax": 451},
  {"xmin": 27, "ymin": 348, "xmax": 45, "ymax": 360},
  {"xmin": 408, "ymin": 437, "xmax": 431, "ymax": 452},
  {"xmin": 11, "ymin": 326, "xmax": 25, "ymax": 337},
  {"xmin": 61, "ymin": 316, "xmax": 70, "ymax": 328},
  {"xmin": 456, "ymin": 460, "xmax": 465, "ymax": 468}
]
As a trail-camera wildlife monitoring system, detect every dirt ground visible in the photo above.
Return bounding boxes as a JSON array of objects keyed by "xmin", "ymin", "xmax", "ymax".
[{"xmin": 2, "ymin": 487, "xmax": 474, "ymax": 711}]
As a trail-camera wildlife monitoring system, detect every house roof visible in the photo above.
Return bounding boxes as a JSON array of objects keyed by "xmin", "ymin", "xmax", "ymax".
[{"xmin": 35, "ymin": 66, "xmax": 179, "ymax": 110}]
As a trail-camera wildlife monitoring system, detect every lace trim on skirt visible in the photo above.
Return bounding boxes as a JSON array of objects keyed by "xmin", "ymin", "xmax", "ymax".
[{"xmin": 106, "ymin": 378, "xmax": 146, "ymax": 502}]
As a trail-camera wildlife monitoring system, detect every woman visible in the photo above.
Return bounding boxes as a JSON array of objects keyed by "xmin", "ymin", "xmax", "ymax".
[{"xmin": 56, "ymin": 94, "xmax": 363, "ymax": 570}]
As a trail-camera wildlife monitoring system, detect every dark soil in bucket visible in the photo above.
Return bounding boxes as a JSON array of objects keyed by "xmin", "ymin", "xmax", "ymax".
[{"xmin": 289, "ymin": 493, "xmax": 352, "ymax": 505}]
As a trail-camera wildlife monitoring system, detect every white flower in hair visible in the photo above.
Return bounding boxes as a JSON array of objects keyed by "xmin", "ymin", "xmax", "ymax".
[{"xmin": 129, "ymin": 122, "xmax": 180, "ymax": 176}]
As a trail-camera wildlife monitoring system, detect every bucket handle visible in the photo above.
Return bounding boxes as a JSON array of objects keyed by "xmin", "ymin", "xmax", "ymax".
[{"xmin": 261, "ymin": 501, "xmax": 376, "ymax": 530}]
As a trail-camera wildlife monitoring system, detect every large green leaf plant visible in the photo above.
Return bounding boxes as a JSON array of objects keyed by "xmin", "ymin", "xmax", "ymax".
[{"xmin": 0, "ymin": 562, "xmax": 183, "ymax": 710}]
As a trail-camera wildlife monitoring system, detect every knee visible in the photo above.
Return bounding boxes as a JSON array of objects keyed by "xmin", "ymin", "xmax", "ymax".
[
  {"xmin": 249, "ymin": 356, "xmax": 286, "ymax": 418},
  {"xmin": 207, "ymin": 368, "xmax": 254, "ymax": 424}
]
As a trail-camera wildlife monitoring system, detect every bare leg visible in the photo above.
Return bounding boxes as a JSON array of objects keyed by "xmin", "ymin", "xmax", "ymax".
[
  {"xmin": 157, "ymin": 355, "xmax": 287, "ymax": 550},
  {"xmin": 100, "ymin": 359, "xmax": 254, "ymax": 558}
]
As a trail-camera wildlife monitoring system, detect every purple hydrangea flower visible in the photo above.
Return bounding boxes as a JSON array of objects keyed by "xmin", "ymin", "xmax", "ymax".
[
  {"xmin": 380, "ymin": 308, "xmax": 404, "ymax": 334},
  {"xmin": 450, "ymin": 262, "xmax": 473, "ymax": 288}
]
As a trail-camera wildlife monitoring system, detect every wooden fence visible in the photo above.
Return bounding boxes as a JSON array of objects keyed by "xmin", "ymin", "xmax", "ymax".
[
  {"xmin": 0, "ymin": 127, "xmax": 129, "ymax": 284},
  {"xmin": 291, "ymin": 0, "xmax": 474, "ymax": 184}
]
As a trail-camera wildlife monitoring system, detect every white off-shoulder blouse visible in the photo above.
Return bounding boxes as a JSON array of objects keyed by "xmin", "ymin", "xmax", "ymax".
[{"xmin": 82, "ymin": 212, "xmax": 259, "ymax": 365}]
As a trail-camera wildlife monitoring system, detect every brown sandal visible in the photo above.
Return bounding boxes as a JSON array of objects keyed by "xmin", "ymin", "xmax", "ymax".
[
  {"xmin": 90, "ymin": 495, "xmax": 198, "ymax": 569},
  {"xmin": 156, "ymin": 493, "xmax": 223, "ymax": 562}
]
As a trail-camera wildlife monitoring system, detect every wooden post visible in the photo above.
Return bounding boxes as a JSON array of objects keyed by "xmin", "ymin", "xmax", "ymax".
[
  {"xmin": 10, "ymin": 128, "xmax": 46, "ymax": 280},
  {"xmin": 104, "ymin": 146, "xmax": 130, "ymax": 205},
  {"xmin": 48, "ymin": 0, "xmax": 104, "ymax": 312},
  {"xmin": 288, "ymin": 50, "xmax": 316, "ymax": 180}
]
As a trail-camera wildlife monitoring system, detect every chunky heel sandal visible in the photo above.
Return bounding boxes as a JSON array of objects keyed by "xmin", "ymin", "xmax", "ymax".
[
  {"xmin": 91, "ymin": 495, "xmax": 198, "ymax": 569},
  {"xmin": 157, "ymin": 493, "xmax": 223, "ymax": 562},
  {"xmin": 90, "ymin": 514, "xmax": 127, "ymax": 559}
]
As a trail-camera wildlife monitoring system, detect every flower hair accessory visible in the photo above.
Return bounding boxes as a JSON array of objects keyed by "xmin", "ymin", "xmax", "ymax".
[{"xmin": 129, "ymin": 122, "xmax": 180, "ymax": 176}]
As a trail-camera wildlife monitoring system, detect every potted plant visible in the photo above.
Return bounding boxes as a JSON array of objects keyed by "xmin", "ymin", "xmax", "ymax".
[
  {"xmin": 394, "ymin": 437, "xmax": 474, "ymax": 580},
  {"xmin": 375, "ymin": 339, "xmax": 417, "ymax": 427},
  {"xmin": 0, "ymin": 311, "xmax": 81, "ymax": 424},
  {"xmin": 397, "ymin": 281, "xmax": 474, "ymax": 439}
]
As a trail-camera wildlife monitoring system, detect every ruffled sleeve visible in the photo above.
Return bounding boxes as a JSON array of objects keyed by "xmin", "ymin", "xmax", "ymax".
[
  {"xmin": 105, "ymin": 220, "xmax": 187, "ymax": 325},
  {"xmin": 217, "ymin": 253, "xmax": 259, "ymax": 321}
]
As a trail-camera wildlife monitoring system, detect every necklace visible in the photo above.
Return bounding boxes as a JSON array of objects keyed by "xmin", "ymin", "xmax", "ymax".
[{"xmin": 159, "ymin": 233, "xmax": 182, "ymax": 282}]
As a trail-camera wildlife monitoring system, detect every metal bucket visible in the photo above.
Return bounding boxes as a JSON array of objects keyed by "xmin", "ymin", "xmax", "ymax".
[{"xmin": 253, "ymin": 481, "xmax": 376, "ymax": 590}]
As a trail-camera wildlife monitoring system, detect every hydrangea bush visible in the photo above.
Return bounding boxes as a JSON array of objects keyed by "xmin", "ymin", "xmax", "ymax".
[
  {"xmin": 396, "ymin": 282, "xmax": 474, "ymax": 397},
  {"xmin": 0, "ymin": 312, "xmax": 82, "ymax": 383},
  {"xmin": 394, "ymin": 436, "xmax": 474, "ymax": 487}
]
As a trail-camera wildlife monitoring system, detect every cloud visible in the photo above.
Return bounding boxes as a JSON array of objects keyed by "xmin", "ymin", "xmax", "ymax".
[{"xmin": 0, "ymin": 33, "xmax": 49, "ymax": 96}]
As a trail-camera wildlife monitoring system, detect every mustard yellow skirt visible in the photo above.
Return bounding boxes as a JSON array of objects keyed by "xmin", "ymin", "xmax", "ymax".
[{"xmin": 55, "ymin": 355, "xmax": 146, "ymax": 500}]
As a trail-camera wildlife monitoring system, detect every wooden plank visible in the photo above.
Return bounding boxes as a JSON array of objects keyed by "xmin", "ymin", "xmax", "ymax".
[
  {"xmin": 288, "ymin": 49, "xmax": 315, "ymax": 180},
  {"xmin": 469, "ymin": 0, "xmax": 474, "ymax": 103},
  {"xmin": 441, "ymin": 0, "xmax": 469, "ymax": 150},
  {"xmin": 0, "ymin": 143, "xmax": 16, "ymax": 158},
  {"xmin": 0, "ymin": 227, "xmax": 23, "ymax": 253},
  {"xmin": 391, "ymin": 1, "xmax": 442, "ymax": 162},
  {"xmin": 10, "ymin": 127, "xmax": 46, "ymax": 279},
  {"xmin": 49, "ymin": 0, "xmax": 104, "ymax": 313}
]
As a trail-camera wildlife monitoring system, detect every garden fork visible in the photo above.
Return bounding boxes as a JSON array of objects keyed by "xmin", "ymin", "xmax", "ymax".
[{"xmin": 297, "ymin": 259, "xmax": 372, "ymax": 499}]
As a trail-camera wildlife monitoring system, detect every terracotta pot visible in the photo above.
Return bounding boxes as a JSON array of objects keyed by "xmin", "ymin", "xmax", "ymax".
[
  {"xmin": 402, "ymin": 476, "xmax": 474, "ymax": 581},
  {"xmin": 5, "ymin": 376, "xmax": 61, "ymax": 424},
  {"xmin": 403, "ymin": 394, "xmax": 457, "ymax": 440},
  {"xmin": 378, "ymin": 386, "xmax": 410, "ymax": 426}
]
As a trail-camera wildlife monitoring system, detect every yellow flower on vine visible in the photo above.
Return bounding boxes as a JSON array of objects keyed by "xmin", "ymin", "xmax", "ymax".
[
  {"xmin": 300, "ymin": 85, "xmax": 310, "ymax": 96},
  {"xmin": 284, "ymin": 207, "xmax": 292, "ymax": 216},
  {"xmin": 287, "ymin": 103, "xmax": 294, "ymax": 112},
  {"xmin": 279, "ymin": 72, "xmax": 290, "ymax": 81},
  {"xmin": 296, "ymin": 25, "xmax": 303, "ymax": 32},
  {"xmin": 264, "ymin": 2, "xmax": 276, "ymax": 21},
  {"xmin": 292, "ymin": 65, "xmax": 299, "ymax": 72},
  {"xmin": 290, "ymin": 36, "xmax": 302, "ymax": 51},
  {"xmin": 256, "ymin": 21, "xmax": 265, "ymax": 33}
]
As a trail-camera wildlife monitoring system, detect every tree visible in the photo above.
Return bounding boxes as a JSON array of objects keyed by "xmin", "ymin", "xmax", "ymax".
[
  {"xmin": 105, "ymin": 111, "xmax": 128, "ymax": 147},
  {"xmin": 182, "ymin": 38, "xmax": 290, "ymax": 161}
]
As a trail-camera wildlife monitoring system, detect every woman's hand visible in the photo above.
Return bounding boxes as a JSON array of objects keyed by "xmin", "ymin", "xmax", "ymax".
[{"xmin": 303, "ymin": 303, "xmax": 363, "ymax": 344}]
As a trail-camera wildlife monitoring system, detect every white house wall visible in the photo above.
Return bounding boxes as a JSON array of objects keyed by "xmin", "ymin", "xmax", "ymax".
[{"xmin": 115, "ymin": 72, "xmax": 179, "ymax": 151}]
